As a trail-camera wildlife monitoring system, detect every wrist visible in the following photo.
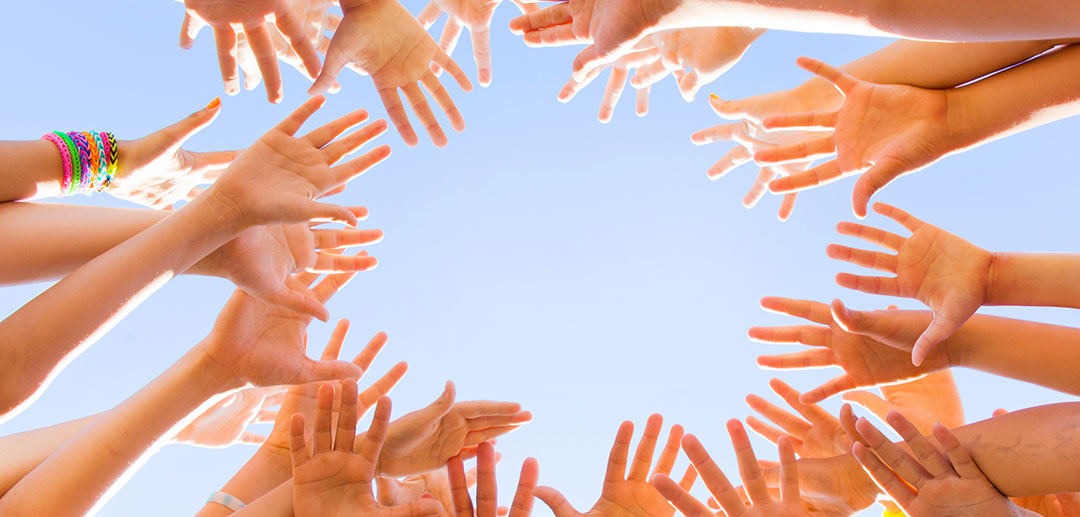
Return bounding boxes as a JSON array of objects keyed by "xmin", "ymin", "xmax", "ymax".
[
  {"xmin": 190, "ymin": 337, "xmax": 246, "ymax": 394},
  {"xmin": 339, "ymin": 0, "xmax": 388, "ymax": 14},
  {"xmin": 194, "ymin": 184, "xmax": 252, "ymax": 236},
  {"xmin": 942, "ymin": 86, "xmax": 982, "ymax": 152}
]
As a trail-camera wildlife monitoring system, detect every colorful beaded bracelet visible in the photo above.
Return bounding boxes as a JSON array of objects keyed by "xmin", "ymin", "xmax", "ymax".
[{"xmin": 40, "ymin": 130, "xmax": 119, "ymax": 196}]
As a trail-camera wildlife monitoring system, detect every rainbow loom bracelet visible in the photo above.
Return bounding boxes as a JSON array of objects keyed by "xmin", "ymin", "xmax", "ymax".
[
  {"xmin": 102, "ymin": 132, "xmax": 118, "ymax": 190},
  {"xmin": 69, "ymin": 131, "xmax": 93, "ymax": 192},
  {"xmin": 81, "ymin": 131, "xmax": 100, "ymax": 191},
  {"xmin": 92, "ymin": 131, "xmax": 107, "ymax": 190},
  {"xmin": 41, "ymin": 132, "xmax": 74, "ymax": 194}
]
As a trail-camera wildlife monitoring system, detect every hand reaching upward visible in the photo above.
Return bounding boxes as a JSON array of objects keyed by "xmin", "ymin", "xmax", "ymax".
[
  {"xmin": 417, "ymin": 0, "xmax": 538, "ymax": 87},
  {"xmin": 827, "ymin": 203, "xmax": 993, "ymax": 365}
]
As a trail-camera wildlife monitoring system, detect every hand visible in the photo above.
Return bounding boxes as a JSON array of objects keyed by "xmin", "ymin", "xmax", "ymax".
[
  {"xmin": 557, "ymin": 47, "xmax": 659, "ymax": 123},
  {"xmin": 107, "ymin": 101, "xmax": 238, "ymax": 209},
  {"xmin": 655, "ymin": 421, "xmax": 806, "ymax": 517},
  {"xmin": 290, "ymin": 385, "xmax": 443, "ymax": 517},
  {"xmin": 448, "ymin": 442, "xmax": 540, "ymax": 517},
  {"xmin": 508, "ymin": 0, "xmax": 675, "ymax": 81},
  {"xmin": 417, "ymin": 0, "xmax": 537, "ymax": 87},
  {"xmin": 180, "ymin": 0, "xmax": 322, "ymax": 102},
  {"xmin": 197, "ymin": 268, "xmax": 366, "ymax": 390},
  {"xmin": 377, "ymin": 382, "xmax": 532, "ymax": 478},
  {"xmin": 260, "ymin": 318, "xmax": 408, "ymax": 469},
  {"xmin": 851, "ymin": 411, "xmax": 1034, "ymax": 517},
  {"xmin": 208, "ymin": 217, "xmax": 382, "ymax": 319},
  {"xmin": 234, "ymin": 1, "xmax": 342, "ymax": 92},
  {"xmin": 750, "ymin": 297, "xmax": 952, "ymax": 404},
  {"xmin": 310, "ymin": 0, "xmax": 473, "ymax": 148},
  {"xmin": 827, "ymin": 203, "xmax": 993, "ymax": 365},
  {"xmin": 745, "ymin": 378, "xmax": 851, "ymax": 459},
  {"xmin": 534, "ymin": 414, "xmax": 697, "ymax": 517},
  {"xmin": 842, "ymin": 370, "xmax": 965, "ymax": 434},
  {"xmin": 692, "ymin": 97, "xmax": 822, "ymax": 221},
  {"xmin": 630, "ymin": 27, "xmax": 764, "ymax": 102},
  {"xmin": 207, "ymin": 96, "xmax": 391, "ymax": 230},
  {"xmin": 758, "ymin": 58, "xmax": 960, "ymax": 218},
  {"xmin": 376, "ymin": 449, "xmax": 498, "ymax": 515},
  {"xmin": 173, "ymin": 386, "xmax": 282, "ymax": 447}
]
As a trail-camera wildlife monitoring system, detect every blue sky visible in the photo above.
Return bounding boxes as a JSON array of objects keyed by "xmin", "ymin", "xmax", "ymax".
[{"xmin": 1, "ymin": 2, "xmax": 1078, "ymax": 515}]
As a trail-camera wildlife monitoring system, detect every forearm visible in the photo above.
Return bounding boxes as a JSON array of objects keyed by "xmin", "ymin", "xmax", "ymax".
[
  {"xmin": 947, "ymin": 314, "xmax": 1080, "ymax": 397},
  {"xmin": 230, "ymin": 481, "xmax": 293, "ymax": 517},
  {"xmin": 947, "ymin": 44, "xmax": 1080, "ymax": 152},
  {"xmin": 0, "ymin": 203, "xmax": 232, "ymax": 286},
  {"xmin": 0, "ymin": 415, "xmax": 98, "ymax": 496},
  {"xmin": 0, "ymin": 141, "xmax": 67, "ymax": 201},
  {"xmin": 0, "ymin": 192, "xmax": 242, "ymax": 422},
  {"xmin": 986, "ymin": 252, "xmax": 1080, "ymax": 309},
  {"xmin": 0, "ymin": 346, "xmax": 234, "ymax": 516},
  {"xmin": 195, "ymin": 448, "xmax": 293, "ymax": 517}
]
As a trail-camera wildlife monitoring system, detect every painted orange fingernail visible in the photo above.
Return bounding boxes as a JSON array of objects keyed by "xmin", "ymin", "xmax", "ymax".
[
  {"xmin": 710, "ymin": 93, "xmax": 720, "ymax": 101},
  {"xmin": 205, "ymin": 97, "xmax": 221, "ymax": 110}
]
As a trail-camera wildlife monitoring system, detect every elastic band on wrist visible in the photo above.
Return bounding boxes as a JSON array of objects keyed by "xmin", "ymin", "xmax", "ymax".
[
  {"xmin": 206, "ymin": 491, "xmax": 246, "ymax": 512},
  {"xmin": 41, "ymin": 132, "xmax": 74, "ymax": 194}
]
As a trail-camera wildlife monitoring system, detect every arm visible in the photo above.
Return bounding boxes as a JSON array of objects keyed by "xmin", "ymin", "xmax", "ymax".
[
  {"xmin": 988, "ymin": 252, "xmax": 1080, "ymax": 310},
  {"xmin": 0, "ymin": 415, "xmax": 96, "ymax": 497}
]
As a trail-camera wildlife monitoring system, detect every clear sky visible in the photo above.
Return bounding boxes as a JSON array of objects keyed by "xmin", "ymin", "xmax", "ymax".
[{"xmin": 1, "ymin": 2, "xmax": 1078, "ymax": 516}]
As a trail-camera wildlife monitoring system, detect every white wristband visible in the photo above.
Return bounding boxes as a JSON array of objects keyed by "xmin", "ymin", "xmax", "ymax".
[{"xmin": 206, "ymin": 491, "xmax": 246, "ymax": 512}]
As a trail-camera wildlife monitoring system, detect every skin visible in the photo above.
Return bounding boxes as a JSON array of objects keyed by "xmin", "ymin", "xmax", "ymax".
[
  {"xmin": 417, "ymin": 0, "xmax": 539, "ymax": 87},
  {"xmin": 0, "ymin": 97, "xmax": 389, "ymax": 423},
  {"xmin": 654, "ymin": 423, "xmax": 806, "ymax": 517},
  {"xmin": 310, "ymin": 0, "xmax": 474, "ymax": 148},
  {"xmin": 446, "ymin": 442, "xmax": 540, "ymax": 517},
  {"xmin": 0, "ymin": 101, "xmax": 237, "ymax": 206},
  {"xmin": 289, "ymin": 388, "xmax": 442, "ymax": 517},
  {"xmin": 630, "ymin": 27, "xmax": 765, "ymax": 102},
  {"xmin": 534, "ymin": 414, "xmax": 698, "ymax": 517}
]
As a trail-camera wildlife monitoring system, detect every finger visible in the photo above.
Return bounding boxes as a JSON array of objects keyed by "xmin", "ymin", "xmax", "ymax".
[
  {"xmin": 532, "ymin": 486, "xmax": 578, "ymax": 517},
  {"xmin": 852, "ymin": 158, "xmax": 906, "ymax": 218},
  {"xmin": 627, "ymin": 414, "xmax": 663, "ymax": 482},
  {"xmin": 357, "ymin": 397, "xmax": 393, "ymax": 470},
  {"xmin": 438, "ymin": 18, "xmax": 465, "ymax": 59},
  {"xmin": 465, "ymin": 425, "xmax": 526, "ymax": 446},
  {"xmin": 351, "ymin": 331, "xmax": 389, "ymax": 371},
  {"xmin": 598, "ymin": 66, "xmax": 629, "ymax": 124},
  {"xmin": 678, "ymin": 463, "xmax": 697, "ymax": 490},
  {"xmin": 777, "ymin": 192, "xmax": 798, "ymax": 222},
  {"xmin": 312, "ymin": 268, "xmax": 360, "ymax": 303},
  {"xmin": 313, "ymin": 228, "xmax": 384, "ymax": 250},
  {"xmin": 872, "ymin": 202, "xmax": 924, "ymax": 233},
  {"xmin": 851, "ymin": 442, "xmax": 915, "ymax": 507},
  {"xmin": 855, "ymin": 417, "xmax": 932, "ymax": 487},
  {"xmin": 769, "ymin": 378, "xmax": 835, "ymax": 424},
  {"xmin": 754, "ymin": 136, "xmax": 836, "ymax": 166},
  {"xmin": 796, "ymin": 56, "xmax": 859, "ymax": 95},
  {"xmin": 508, "ymin": 4, "xmax": 571, "ymax": 34},
  {"xmin": 448, "ymin": 455, "xmax": 475, "ymax": 517},
  {"xmin": 776, "ymin": 436, "xmax": 800, "ymax": 503},
  {"xmin": 677, "ymin": 69, "xmax": 708, "ymax": 102},
  {"xmin": 471, "ymin": 28, "xmax": 494, "ymax": 87},
  {"xmin": 335, "ymin": 379, "xmax": 359, "ymax": 452},
  {"xmin": 835, "ymin": 272, "xmax": 903, "ymax": 297},
  {"xmin": 417, "ymin": 2, "xmax": 442, "ymax": 29},
  {"xmin": 630, "ymin": 58, "xmax": 675, "ymax": 89},
  {"xmin": 509, "ymin": 0, "xmax": 540, "ymax": 15},
  {"xmin": 289, "ymin": 413, "xmax": 309, "ymax": 467},
  {"xmin": 653, "ymin": 474, "xmax": 713, "ymax": 517},
  {"xmin": 742, "ymin": 167, "xmax": 775, "ymax": 209},
  {"xmin": 691, "ymin": 122, "xmax": 742, "ymax": 145},
  {"xmin": 179, "ymin": 11, "xmax": 207, "ymax": 49},
  {"xmin": 321, "ymin": 119, "xmax": 389, "ymax": 166},
  {"xmin": 651, "ymin": 424, "xmax": 685, "ymax": 478},
  {"xmin": 761, "ymin": 111, "xmax": 837, "ymax": 131},
  {"xmin": 840, "ymin": 391, "xmax": 894, "ymax": 421},
  {"xmin": 800, "ymin": 373, "xmax": 858, "ymax": 404},
  {"xmin": 605, "ymin": 421, "xmax": 634, "ymax": 483},
  {"xmin": 572, "ymin": 45, "xmax": 618, "ymax": 82},
  {"xmin": 744, "ymin": 394, "xmax": 811, "ymax": 437},
  {"xmin": 754, "ymin": 348, "xmax": 836, "ymax": 371},
  {"xmin": 262, "ymin": 280, "xmax": 329, "ymax": 322},
  {"xmin": 309, "ymin": 251, "xmax": 379, "ymax": 273},
  {"xmin": 477, "ymin": 442, "xmax": 498, "ymax": 517},
  {"xmin": 212, "ymin": 26, "xmax": 241, "ymax": 95},
  {"xmin": 456, "ymin": 401, "xmax": 524, "ymax": 418},
  {"xmin": 746, "ymin": 324, "xmax": 829, "ymax": 346},
  {"xmin": 313, "ymin": 383, "xmax": 335, "ymax": 453},
  {"xmin": 274, "ymin": 7, "xmax": 323, "ymax": 79},
  {"xmin": 402, "ymin": 83, "xmax": 447, "ymax": 147},
  {"xmin": 357, "ymin": 362, "xmax": 408, "ymax": 414},
  {"xmin": 707, "ymin": 146, "xmax": 752, "ymax": 180},
  {"xmin": 330, "ymin": 144, "xmax": 392, "ymax": 187},
  {"xmin": 465, "ymin": 413, "xmax": 535, "ymax": 429},
  {"xmin": 276, "ymin": 95, "xmax": 327, "ymax": 135},
  {"xmin": 727, "ymin": 420, "xmax": 771, "ymax": 505},
  {"xmin": 304, "ymin": 107, "xmax": 371, "ymax": 148},
  {"xmin": 509, "ymin": 458, "xmax": 539, "ymax": 517},
  {"xmin": 758, "ymin": 296, "xmax": 833, "ymax": 325},
  {"xmin": 420, "ymin": 72, "xmax": 466, "ymax": 133},
  {"xmin": 635, "ymin": 84, "xmax": 650, "ymax": 117},
  {"xmin": 242, "ymin": 23, "xmax": 284, "ymax": 103},
  {"xmin": 835, "ymin": 221, "xmax": 906, "ymax": 251},
  {"xmin": 310, "ymin": 42, "xmax": 349, "ymax": 95},
  {"xmin": 826, "ymin": 244, "xmax": 898, "ymax": 273},
  {"xmin": 768, "ymin": 160, "xmax": 843, "ymax": 193},
  {"xmin": 320, "ymin": 319, "xmax": 351, "ymax": 361},
  {"xmin": 886, "ymin": 411, "xmax": 952, "ymax": 478},
  {"xmin": 682, "ymin": 434, "xmax": 744, "ymax": 514},
  {"xmin": 240, "ymin": 432, "xmax": 268, "ymax": 445}
]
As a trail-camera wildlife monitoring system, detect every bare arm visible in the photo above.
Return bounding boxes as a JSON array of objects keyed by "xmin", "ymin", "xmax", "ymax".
[{"xmin": 0, "ymin": 415, "xmax": 97, "ymax": 497}]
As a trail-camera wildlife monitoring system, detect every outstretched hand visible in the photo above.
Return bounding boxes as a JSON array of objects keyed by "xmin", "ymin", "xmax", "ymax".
[
  {"xmin": 654, "ymin": 421, "xmax": 806, "ymax": 517},
  {"xmin": 447, "ymin": 441, "xmax": 540, "ymax": 516},
  {"xmin": 851, "ymin": 411, "xmax": 1034, "ymax": 517},
  {"xmin": 180, "ymin": 0, "xmax": 323, "ymax": 102},
  {"xmin": 173, "ymin": 386, "xmax": 282, "ymax": 448},
  {"xmin": 745, "ymin": 378, "xmax": 851, "ymax": 459},
  {"xmin": 311, "ymin": 0, "xmax": 473, "ymax": 148},
  {"xmin": 417, "ymin": 0, "xmax": 538, "ymax": 87},
  {"xmin": 533, "ymin": 414, "xmax": 697, "ymax": 517},
  {"xmin": 750, "ymin": 297, "xmax": 951, "ymax": 404},
  {"xmin": 758, "ymin": 57, "xmax": 958, "ymax": 217},
  {"xmin": 290, "ymin": 386, "xmax": 443, "ymax": 517},
  {"xmin": 630, "ymin": 27, "xmax": 764, "ymax": 102}
]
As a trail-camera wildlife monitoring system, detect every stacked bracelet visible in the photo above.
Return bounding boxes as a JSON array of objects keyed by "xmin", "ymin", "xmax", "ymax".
[
  {"xmin": 206, "ymin": 491, "xmax": 246, "ymax": 512},
  {"xmin": 40, "ymin": 130, "xmax": 119, "ymax": 196}
]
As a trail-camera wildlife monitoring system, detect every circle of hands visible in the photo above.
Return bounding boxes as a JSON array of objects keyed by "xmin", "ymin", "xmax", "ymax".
[{"xmin": 105, "ymin": 1, "xmax": 1073, "ymax": 516}]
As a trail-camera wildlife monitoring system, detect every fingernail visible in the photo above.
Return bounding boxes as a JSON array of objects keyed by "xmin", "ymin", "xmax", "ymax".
[
  {"xmin": 710, "ymin": 93, "xmax": 720, "ymax": 101},
  {"xmin": 206, "ymin": 97, "xmax": 221, "ymax": 110}
]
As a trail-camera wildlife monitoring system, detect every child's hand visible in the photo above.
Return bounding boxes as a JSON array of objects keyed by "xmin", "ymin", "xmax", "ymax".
[
  {"xmin": 417, "ymin": 0, "xmax": 538, "ymax": 87},
  {"xmin": 750, "ymin": 297, "xmax": 951, "ymax": 404},
  {"xmin": 631, "ymin": 27, "xmax": 764, "ymax": 102},
  {"xmin": 759, "ymin": 58, "xmax": 958, "ymax": 218},
  {"xmin": 851, "ymin": 411, "xmax": 1033, "ymax": 517},
  {"xmin": 310, "ymin": 0, "xmax": 472, "ymax": 147},
  {"xmin": 842, "ymin": 370, "xmax": 964, "ymax": 434},
  {"xmin": 108, "ymin": 101, "xmax": 238, "ymax": 209},
  {"xmin": 827, "ymin": 203, "xmax": 993, "ymax": 365},
  {"xmin": 745, "ymin": 378, "xmax": 852, "ymax": 459},
  {"xmin": 208, "ymin": 96, "xmax": 390, "ymax": 230},
  {"xmin": 446, "ymin": 442, "xmax": 540, "ymax": 516},
  {"xmin": 173, "ymin": 386, "xmax": 282, "ymax": 448}
]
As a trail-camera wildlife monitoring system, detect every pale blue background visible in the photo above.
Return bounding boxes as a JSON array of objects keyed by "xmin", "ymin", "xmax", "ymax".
[{"xmin": 0, "ymin": 2, "xmax": 1077, "ymax": 515}]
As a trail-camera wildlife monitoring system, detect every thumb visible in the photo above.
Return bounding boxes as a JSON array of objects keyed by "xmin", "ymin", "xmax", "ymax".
[
  {"xmin": 533, "ymin": 486, "xmax": 578, "ymax": 517},
  {"xmin": 841, "ymin": 391, "xmax": 893, "ymax": 421},
  {"xmin": 992, "ymin": 408, "xmax": 1008, "ymax": 418},
  {"xmin": 912, "ymin": 315, "xmax": 959, "ymax": 367},
  {"xmin": 157, "ymin": 98, "xmax": 224, "ymax": 152},
  {"xmin": 830, "ymin": 298, "xmax": 867, "ymax": 334},
  {"xmin": 310, "ymin": 42, "xmax": 349, "ymax": 95},
  {"xmin": 295, "ymin": 357, "xmax": 365, "ymax": 384},
  {"xmin": 179, "ymin": 11, "xmax": 208, "ymax": 49},
  {"xmin": 423, "ymin": 381, "xmax": 456, "ymax": 419},
  {"xmin": 677, "ymin": 69, "xmax": 704, "ymax": 102},
  {"xmin": 851, "ymin": 155, "xmax": 904, "ymax": 219},
  {"xmin": 708, "ymin": 94, "xmax": 750, "ymax": 120}
]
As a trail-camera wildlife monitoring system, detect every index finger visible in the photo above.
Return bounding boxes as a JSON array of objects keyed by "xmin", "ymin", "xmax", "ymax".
[{"xmin": 509, "ymin": 3, "xmax": 571, "ymax": 34}]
